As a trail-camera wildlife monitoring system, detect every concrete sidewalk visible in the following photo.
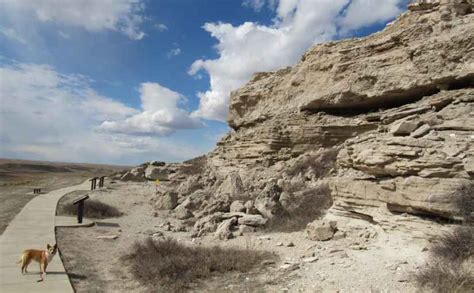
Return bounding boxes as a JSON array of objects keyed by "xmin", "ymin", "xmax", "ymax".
[{"xmin": 0, "ymin": 181, "xmax": 90, "ymax": 292}]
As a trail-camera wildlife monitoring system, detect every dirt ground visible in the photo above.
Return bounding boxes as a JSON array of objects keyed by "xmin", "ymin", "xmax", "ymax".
[
  {"xmin": 0, "ymin": 158, "xmax": 127, "ymax": 234},
  {"xmin": 56, "ymin": 181, "xmax": 453, "ymax": 293}
]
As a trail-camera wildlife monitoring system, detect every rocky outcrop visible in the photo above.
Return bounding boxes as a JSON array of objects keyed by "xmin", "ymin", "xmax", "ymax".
[
  {"xmin": 128, "ymin": 0, "xmax": 473, "ymax": 235},
  {"xmin": 208, "ymin": 0, "xmax": 474, "ymax": 225}
]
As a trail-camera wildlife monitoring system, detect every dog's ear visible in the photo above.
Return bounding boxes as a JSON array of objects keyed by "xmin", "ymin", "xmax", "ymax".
[
  {"xmin": 47, "ymin": 244, "xmax": 51, "ymax": 249},
  {"xmin": 54, "ymin": 244, "xmax": 58, "ymax": 249}
]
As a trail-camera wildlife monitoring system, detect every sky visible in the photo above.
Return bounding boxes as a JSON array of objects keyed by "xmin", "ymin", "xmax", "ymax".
[{"xmin": 0, "ymin": 0, "xmax": 410, "ymax": 166}]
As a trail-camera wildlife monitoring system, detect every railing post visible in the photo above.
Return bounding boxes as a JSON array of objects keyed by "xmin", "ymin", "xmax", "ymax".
[{"xmin": 77, "ymin": 201, "xmax": 84, "ymax": 224}]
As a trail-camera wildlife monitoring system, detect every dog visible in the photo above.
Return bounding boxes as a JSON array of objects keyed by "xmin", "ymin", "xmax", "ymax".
[{"xmin": 17, "ymin": 243, "xmax": 58, "ymax": 281}]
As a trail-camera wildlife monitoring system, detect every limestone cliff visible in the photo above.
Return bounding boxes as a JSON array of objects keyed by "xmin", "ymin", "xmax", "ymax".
[
  {"xmin": 208, "ymin": 0, "xmax": 473, "ymax": 222},
  {"xmin": 121, "ymin": 0, "xmax": 473, "ymax": 234}
]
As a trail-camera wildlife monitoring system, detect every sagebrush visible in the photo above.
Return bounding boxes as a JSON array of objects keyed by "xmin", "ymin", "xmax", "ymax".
[{"xmin": 125, "ymin": 238, "xmax": 273, "ymax": 292}]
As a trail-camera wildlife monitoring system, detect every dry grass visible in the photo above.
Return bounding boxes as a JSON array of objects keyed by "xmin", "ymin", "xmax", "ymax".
[
  {"xmin": 415, "ymin": 261, "xmax": 474, "ymax": 293},
  {"xmin": 286, "ymin": 148, "xmax": 339, "ymax": 177},
  {"xmin": 455, "ymin": 182, "xmax": 474, "ymax": 223},
  {"xmin": 125, "ymin": 238, "xmax": 274, "ymax": 292},
  {"xmin": 58, "ymin": 199, "xmax": 122, "ymax": 219},
  {"xmin": 430, "ymin": 226, "xmax": 474, "ymax": 261},
  {"xmin": 416, "ymin": 226, "xmax": 474, "ymax": 292},
  {"xmin": 268, "ymin": 183, "xmax": 332, "ymax": 232}
]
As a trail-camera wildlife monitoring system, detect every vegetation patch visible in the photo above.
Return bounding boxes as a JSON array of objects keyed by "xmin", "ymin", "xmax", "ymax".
[
  {"xmin": 268, "ymin": 183, "xmax": 332, "ymax": 232},
  {"xmin": 416, "ymin": 225, "xmax": 474, "ymax": 292},
  {"xmin": 58, "ymin": 198, "xmax": 122, "ymax": 219},
  {"xmin": 125, "ymin": 238, "xmax": 274, "ymax": 292}
]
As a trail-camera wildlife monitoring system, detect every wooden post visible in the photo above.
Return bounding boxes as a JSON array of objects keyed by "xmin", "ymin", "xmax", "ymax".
[
  {"xmin": 89, "ymin": 177, "xmax": 98, "ymax": 190},
  {"xmin": 73, "ymin": 195, "xmax": 89, "ymax": 224},
  {"xmin": 99, "ymin": 176, "xmax": 105, "ymax": 188},
  {"xmin": 77, "ymin": 201, "xmax": 84, "ymax": 223}
]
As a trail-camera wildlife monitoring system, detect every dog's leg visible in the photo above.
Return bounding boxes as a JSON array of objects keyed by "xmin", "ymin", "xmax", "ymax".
[{"xmin": 43, "ymin": 262, "xmax": 48, "ymax": 274}]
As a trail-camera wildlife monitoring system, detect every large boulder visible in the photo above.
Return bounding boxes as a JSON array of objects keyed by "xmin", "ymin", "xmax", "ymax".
[
  {"xmin": 120, "ymin": 166, "xmax": 146, "ymax": 182},
  {"xmin": 144, "ymin": 165, "xmax": 169, "ymax": 181},
  {"xmin": 154, "ymin": 192, "xmax": 178, "ymax": 210},
  {"xmin": 216, "ymin": 173, "xmax": 245, "ymax": 198},
  {"xmin": 214, "ymin": 217, "xmax": 237, "ymax": 240},
  {"xmin": 305, "ymin": 220, "xmax": 337, "ymax": 241},
  {"xmin": 237, "ymin": 214, "xmax": 267, "ymax": 227}
]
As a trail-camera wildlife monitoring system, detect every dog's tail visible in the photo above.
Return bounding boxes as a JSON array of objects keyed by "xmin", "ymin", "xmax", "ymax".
[{"xmin": 16, "ymin": 254, "xmax": 24, "ymax": 264}]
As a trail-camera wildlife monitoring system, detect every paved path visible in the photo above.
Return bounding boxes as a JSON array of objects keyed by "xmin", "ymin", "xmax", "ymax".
[{"xmin": 0, "ymin": 181, "xmax": 90, "ymax": 292}]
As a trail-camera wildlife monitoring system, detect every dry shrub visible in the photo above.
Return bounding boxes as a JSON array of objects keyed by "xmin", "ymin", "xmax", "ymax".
[
  {"xmin": 268, "ymin": 183, "xmax": 332, "ymax": 232},
  {"xmin": 431, "ymin": 226, "xmax": 474, "ymax": 261},
  {"xmin": 125, "ymin": 238, "xmax": 274, "ymax": 292},
  {"xmin": 59, "ymin": 199, "xmax": 122, "ymax": 219},
  {"xmin": 455, "ymin": 182, "xmax": 474, "ymax": 223},
  {"xmin": 286, "ymin": 148, "xmax": 339, "ymax": 177},
  {"xmin": 180, "ymin": 155, "xmax": 207, "ymax": 175},
  {"xmin": 415, "ymin": 261, "xmax": 474, "ymax": 293},
  {"xmin": 416, "ymin": 226, "xmax": 474, "ymax": 292}
]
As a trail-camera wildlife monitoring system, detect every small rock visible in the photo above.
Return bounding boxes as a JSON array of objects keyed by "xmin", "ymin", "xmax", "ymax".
[
  {"xmin": 276, "ymin": 242, "xmax": 284, "ymax": 247},
  {"xmin": 421, "ymin": 247, "xmax": 429, "ymax": 252},
  {"xmin": 302, "ymin": 256, "xmax": 318, "ymax": 263},
  {"xmin": 261, "ymin": 260, "xmax": 276, "ymax": 265},
  {"xmin": 286, "ymin": 242, "xmax": 295, "ymax": 247},
  {"xmin": 279, "ymin": 263, "xmax": 300, "ymax": 271}
]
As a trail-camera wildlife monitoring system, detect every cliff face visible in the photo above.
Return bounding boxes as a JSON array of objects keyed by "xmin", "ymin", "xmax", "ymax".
[
  {"xmin": 209, "ymin": 0, "xmax": 474, "ymax": 222},
  {"xmin": 121, "ymin": 1, "xmax": 473, "ymax": 235}
]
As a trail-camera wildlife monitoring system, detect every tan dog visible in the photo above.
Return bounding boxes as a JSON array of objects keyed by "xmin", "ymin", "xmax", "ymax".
[{"xmin": 17, "ymin": 244, "xmax": 58, "ymax": 281}]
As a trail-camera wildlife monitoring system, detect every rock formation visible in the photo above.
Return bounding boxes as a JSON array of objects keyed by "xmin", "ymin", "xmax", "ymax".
[{"xmin": 122, "ymin": 0, "xmax": 473, "ymax": 236}]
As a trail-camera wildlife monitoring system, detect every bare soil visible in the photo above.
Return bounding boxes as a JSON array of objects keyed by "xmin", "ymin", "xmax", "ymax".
[
  {"xmin": 0, "ymin": 158, "xmax": 127, "ymax": 234},
  {"xmin": 56, "ymin": 181, "xmax": 453, "ymax": 292}
]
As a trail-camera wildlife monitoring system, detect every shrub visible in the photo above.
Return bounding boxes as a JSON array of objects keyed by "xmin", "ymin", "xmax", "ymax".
[
  {"xmin": 59, "ymin": 199, "xmax": 122, "ymax": 219},
  {"xmin": 416, "ymin": 226, "xmax": 474, "ymax": 292},
  {"xmin": 415, "ymin": 261, "xmax": 474, "ymax": 293},
  {"xmin": 286, "ymin": 148, "xmax": 339, "ymax": 177},
  {"xmin": 455, "ymin": 182, "xmax": 474, "ymax": 223},
  {"xmin": 124, "ymin": 238, "xmax": 274, "ymax": 291},
  {"xmin": 268, "ymin": 183, "xmax": 332, "ymax": 232},
  {"xmin": 431, "ymin": 226, "xmax": 474, "ymax": 261}
]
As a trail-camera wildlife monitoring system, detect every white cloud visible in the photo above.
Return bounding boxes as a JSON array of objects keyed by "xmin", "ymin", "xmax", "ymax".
[
  {"xmin": 98, "ymin": 82, "xmax": 204, "ymax": 135},
  {"xmin": 190, "ymin": 0, "xmax": 404, "ymax": 121},
  {"xmin": 0, "ymin": 26, "xmax": 27, "ymax": 44},
  {"xmin": 242, "ymin": 0, "xmax": 266, "ymax": 11},
  {"xmin": 1, "ymin": 0, "xmax": 145, "ymax": 40},
  {"xmin": 339, "ymin": 0, "xmax": 403, "ymax": 33},
  {"xmin": 0, "ymin": 62, "xmax": 204, "ymax": 164},
  {"xmin": 154, "ymin": 23, "xmax": 168, "ymax": 32},
  {"xmin": 167, "ymin": 48, "xmax": 182, "ymax": 58}
]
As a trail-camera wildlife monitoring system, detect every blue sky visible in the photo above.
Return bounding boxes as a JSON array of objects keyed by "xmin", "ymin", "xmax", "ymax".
[{"xmin": 0, "ymin": 0, "xmax": 409, "ymax": 165}]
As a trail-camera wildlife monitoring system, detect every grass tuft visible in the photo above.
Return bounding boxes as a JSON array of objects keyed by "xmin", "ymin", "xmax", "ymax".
[
  {"xmin": 124, "ymin": 238, "xmax": 273, "ymax": 291},
  {"xmin": 416, "ymin": 226, "xmax": 474, "ymax": 292}
]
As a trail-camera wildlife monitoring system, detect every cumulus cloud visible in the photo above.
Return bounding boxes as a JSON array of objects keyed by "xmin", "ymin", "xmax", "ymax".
[
  {"xmin": 190, "ymin": 0, "xmax": 405, "ymax": 121},
  {"xmin": 98, "ymin": 82, "xmax": 204, "ymax": 135},
  {"xmin": 0, "ymin": 62, "xmax": 204, "ymax": 164},
  {"xmin": 0, "ymin": 0, "xmax": 146, "ymax": 40}
]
